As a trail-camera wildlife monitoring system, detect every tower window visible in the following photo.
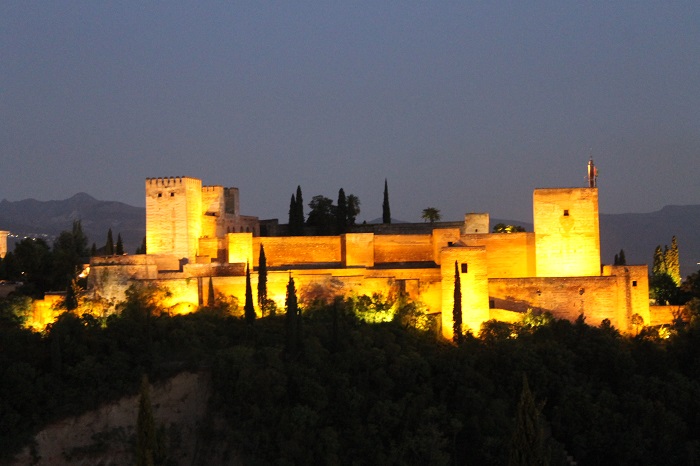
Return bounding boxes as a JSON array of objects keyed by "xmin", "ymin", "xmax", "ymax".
[
  {"xmin": 170, "ymin": 192, "xmax": 175, "ymax": 197},
  {"xmin": 461, "ymin": 263, "xmax": 468, "ymax": 273},
  {"xmin": 489, "ymin": 299, "xmax": 495, "ymax": 309},
  {"xmin": 157, "ymin": 193, "xmax": 162, "ymax": 198},
  {"xmin": 563, "ymin": 209, "xmax": 569, "ymax": 217},
  {"xmin": 632, "ymin": 280, "xmax": 637, "ymax": 287}
]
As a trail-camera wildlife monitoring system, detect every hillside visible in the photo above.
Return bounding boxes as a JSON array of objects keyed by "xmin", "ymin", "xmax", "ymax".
[{"xmin": 0, "ymin": 194, "xmax": 145, "ymax": 254}]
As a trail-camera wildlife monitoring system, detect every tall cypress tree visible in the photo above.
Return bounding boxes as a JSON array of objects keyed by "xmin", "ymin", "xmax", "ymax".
[
  {"xmin": 136, "ymin": 374, "xmax": 156, "ymax": 466},
  {"xmin": 207, "ymin": 276, "xmax": 215, "ymax": 307},
  {"xmin": 336, "ymin": 188, "xmax": 348, "ymax": 234},
  {"xmin": 65, "ymin": 279, "xmax": 78, "ymax": 311},
  {"xmin": 453, "ymin": 261, "xmax": 462, "ymax": 344},
  {"xmin": 508, "ymin": 374, "xmax": 549, "ymax": 466},
  {"xmin": 288, "ymin": 194, "xmax": 297, "ymax": 234},
  {"xmin": 257, "ymin": 244, "xmax": 268, "ymax": 313},
  {"xmin": 105, "ymin": 228, "xmax": 114, "ymax": 256},
  {"xmin": 285, "ymin": 273, "xmax": 299, "ymax": 355},
  {"xmin": 244, "ymin": 263, "xmax": 255, "ymax": 324},
  {"xmin": 295, "ymin": 185, "xmax": 304, "ymax": 233},
  {"xmin": 652, "ymin": 245, "xmax": 666, "ymax": 276},
  {"xmin": 382, "ymin": 179, "xmax": 391, "ymax": 224},
  {"xmin": 667, "ymin": 236, "xmax": 681, "ymax": 285},
  {"xmin": 116, "ymin": 233, "xmax": 124, "ymax": 255}
]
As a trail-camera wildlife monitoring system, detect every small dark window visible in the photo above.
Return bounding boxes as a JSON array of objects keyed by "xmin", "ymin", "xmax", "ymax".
[
  {"xmin": 157, "ymin": 193, "xmax": 162, "ymax": 198},
  {"xmin": 563, "ymin": 209, "xmax": 569, "ymax": 217},
  {"xmin": 489, "ymin": 299, "xmax": 495, "ymax": 309},
  {"xmin": 448, "ymin": 241, "xmax": 453, "ymax": 246},
  {"xmin": 474, "ymin": 229, "xmax": 478, "ymax": 232},
  {"xmin": 461, "ymin": 263, "xmax": 468, "ymax": 273},
  {"xmin": 170, "ymin": 192, "xmax": 175, "ymax": 197},
  {"xmin": 632, "ymin": 280, "xmax": 637, "ymax": 287}
]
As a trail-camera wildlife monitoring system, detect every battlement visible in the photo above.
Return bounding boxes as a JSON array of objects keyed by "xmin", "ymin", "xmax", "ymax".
[{"xmin": 202, "ymin": 185, "xmax": 224, "ymax": 193}]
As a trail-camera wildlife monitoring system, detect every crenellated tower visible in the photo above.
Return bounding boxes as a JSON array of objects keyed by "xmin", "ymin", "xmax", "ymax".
[{"xmin": 146, "ymin": 177, "xmax": 203, "ymax": 262}]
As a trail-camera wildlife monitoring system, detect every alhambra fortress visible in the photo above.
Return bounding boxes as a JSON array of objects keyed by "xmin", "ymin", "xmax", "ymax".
[{"xmin": 77, "ymin": 163, "xmax": 671, "ymax": 340}]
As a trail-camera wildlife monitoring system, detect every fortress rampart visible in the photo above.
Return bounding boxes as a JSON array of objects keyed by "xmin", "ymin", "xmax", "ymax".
[{"xmin": 89, "ymin": 174, "xmax": 652, "ymax": 339}]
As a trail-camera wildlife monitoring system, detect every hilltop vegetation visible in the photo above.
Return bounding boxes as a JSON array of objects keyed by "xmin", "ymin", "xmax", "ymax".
[{"xmin": 2, "ymin": 282, "xmax": 700, "ymax": 465}]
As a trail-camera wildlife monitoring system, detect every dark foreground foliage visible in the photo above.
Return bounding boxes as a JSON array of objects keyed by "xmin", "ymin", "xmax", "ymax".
[{"xmin": 1, "ymin": 297, "xmax": 700, "ymax": 465}]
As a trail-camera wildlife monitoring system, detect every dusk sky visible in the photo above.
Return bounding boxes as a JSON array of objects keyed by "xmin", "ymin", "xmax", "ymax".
[{"xmin": 2, "ymin": 1, "xmax": 699, "ymax": 223}]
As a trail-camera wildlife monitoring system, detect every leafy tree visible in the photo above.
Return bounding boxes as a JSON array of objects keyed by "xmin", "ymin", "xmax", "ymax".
[
  {"xmin": 382, "ymin": 179, "xmax": 391, "ymax": 224},
  {"xmin": 115, "ymin": 233, "xmax": 124, "ymax": 255},
  {"xmin": 306, "ymin": 195, "xmax": 336, "ymax": 235},
  {"xmin": 508, "ymin": 374, "xmax": 549, "ymax": 466},
  {"xmin": 10, "ymin": 237, "xmax": 52, "ymax": 296},
  {"xmin": 51, "ymin": 220, "xmax": 89, "ymax": 291},
  {"xmin": 257, "ymin": 245, "xmax": 268, "ymax": 313},
  {"xmin": 347, "ymin": 194, "xmax": 360, "ymax": 226},
  {"xmin": 336, "ymin": 188, "xmax": 348, "ymax": 234},
  {"xmin": 493, "ymin": 223, "xmax": 526, "ymax": 233},
  {"xmin": 105, "ymin": 229, "xmax": 114, "ymax": 256},
  {"xmin": 650, "ymin": 273, "xmax": 680, "ymax": 305},
  {"xmin": 453, "ymin": 261, "xmax": 462, "ymax": 344},
  {"xmin": 421, "ymin": 207, "xmax": 441, "ymax": 224},
  {"xmin": 244, "ymin": 263, "xmax": 255, "ymax": 324},
  {"xmin": 136, "ymin": 374, "xmax": 156, "ymax": 466}
]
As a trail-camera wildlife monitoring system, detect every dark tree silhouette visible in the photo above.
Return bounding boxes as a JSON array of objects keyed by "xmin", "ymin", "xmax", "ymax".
[
  {"xmin": 382, "ymin": 179, "xmax": 391, "ymax": 224},
  {"xmin": 105, "ymin": 229, "xmax": 114, "ymax": 256},
  {"xmin": 244, "ymin": 263, "xmax": 255, "ymax": 324},
  {"xmin": 453, "ymin": 261, "xmax": 462, "ymax": 344},
  {"xmin": 257, "ymin": 245, "xmax": 268, "ymax": 313}
]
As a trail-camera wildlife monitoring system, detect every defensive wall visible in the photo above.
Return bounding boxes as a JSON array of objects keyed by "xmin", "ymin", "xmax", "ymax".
[{"xmin": 87, "ymin": 176, "xmax": 657, "ymax": 340}]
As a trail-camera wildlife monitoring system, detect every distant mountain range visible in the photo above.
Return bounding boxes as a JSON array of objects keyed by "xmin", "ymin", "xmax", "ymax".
[
  {"xmin": 0, "ymin": 193, "xmax": 145, "ymax": 254},
  {"xmin": 1, "ymin": 195, "xmax": 698, "ymax": 279}
]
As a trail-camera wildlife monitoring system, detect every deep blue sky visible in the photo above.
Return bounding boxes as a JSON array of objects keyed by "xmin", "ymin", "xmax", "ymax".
[{"xmin": 2, "ymin": 1, "xmax": 698, "ymax": 223}]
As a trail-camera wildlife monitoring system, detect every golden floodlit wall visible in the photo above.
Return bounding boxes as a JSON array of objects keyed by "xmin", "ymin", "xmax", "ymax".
[
  {"xmin": 461, "ymin": 232, "xmax": 536, "ymax": 278},
  {"xmin": 440, "ymin": 246, "xmax": 489, "ymax": 339},
  {"xmin": 374, "ymin": 235, "xmax": 433, "ymax": 263},
  {"xmin": 341, "ymin": 233, "xmax": 375, "ymax": 267},
  {"xmin": 487, "ymin": 270, "xmax": 647, "ymax": 330},
  {"xmin": 253, "ymin": 236, "xmax": 342, "ymax": 266},
  {"xmin": 431, "ymin": 229, "xmax": 462, "ymax": 265},
  {"xmin": 534, "ymin": 188, "xmax": 601, "ymax": 277},
  {"xmin": 146, "ymin": 177, "xmax": 203, "ymax": 262},
  {"xmin": 0, "ymin": 230, "xmax": 8, "ymax": 259}
]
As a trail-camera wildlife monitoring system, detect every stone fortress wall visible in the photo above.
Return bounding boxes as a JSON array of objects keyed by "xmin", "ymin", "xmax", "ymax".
[{"xmin": 89, "ymin": 174, "xmax": 655, "ymax": 340}]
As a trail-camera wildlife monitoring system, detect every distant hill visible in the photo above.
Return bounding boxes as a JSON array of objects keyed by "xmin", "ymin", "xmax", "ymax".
[
  {"xmin": 0, "ymin": 193, "xmax": 145, "ymax": 254},
  {"xmin": 600, "ymin": 205, "xmax": 700, "ymax": 279},
  {"xmin": 1, "ymin": 195, "xmax": 698, "ymax": 279}
]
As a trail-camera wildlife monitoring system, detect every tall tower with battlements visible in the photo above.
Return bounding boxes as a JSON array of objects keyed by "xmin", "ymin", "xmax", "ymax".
[
  {"xmin": 533, "ymin": 187, "xmax": 601, "ymax": 277},
  {"xmin": 146, "ymin": 177, "xmax": 203, "ymax": 262}
]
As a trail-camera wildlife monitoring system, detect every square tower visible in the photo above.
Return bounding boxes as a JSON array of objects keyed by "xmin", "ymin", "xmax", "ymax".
[
  {"xmin": 146, "ymin": 177, "xmax": 203, "ymax": 262},
  {"xmin": 534, "ymin": 188, "xmax": 600, "ymax": 277}
]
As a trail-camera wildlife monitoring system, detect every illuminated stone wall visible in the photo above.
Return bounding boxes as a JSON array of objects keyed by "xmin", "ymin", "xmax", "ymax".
[
  {"xmin": 0, "ymin": 230, "xmax": 8, "ymax": 259},
  {"xmin": 461, "ymin": 232, "xmax": 536, "ymax": 278},
  {"xmin": 252, "ymin": 236, "xmax": 342, "ymax": 266},
  {"xmin": 440, "ymin": 246, "xmax": 490, "ymax": 338},
  {"xmin": 534, "ymin": 188, "xmax": 601, "ymax": 277},
  {"xmin": 431, "ymin": 229, "xmax": 462, "ymax": 265},
  {"xmin": 487, "ymin": 266, "xmax": 648, "ymax": 330},
  {"xmin": 341, "ymin": 233, "xmax": 375, "ymax": 267},
  {"xmin": 146, "ymin": 177, "xmax": 203, "ymax": 262},
  {"xmin": 463, "ymin": 213, "xmax": 489, "ymax": 234},
  {"xmin": 374, "ymin": 235, "xmax": 433, "ymax": 263}
]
